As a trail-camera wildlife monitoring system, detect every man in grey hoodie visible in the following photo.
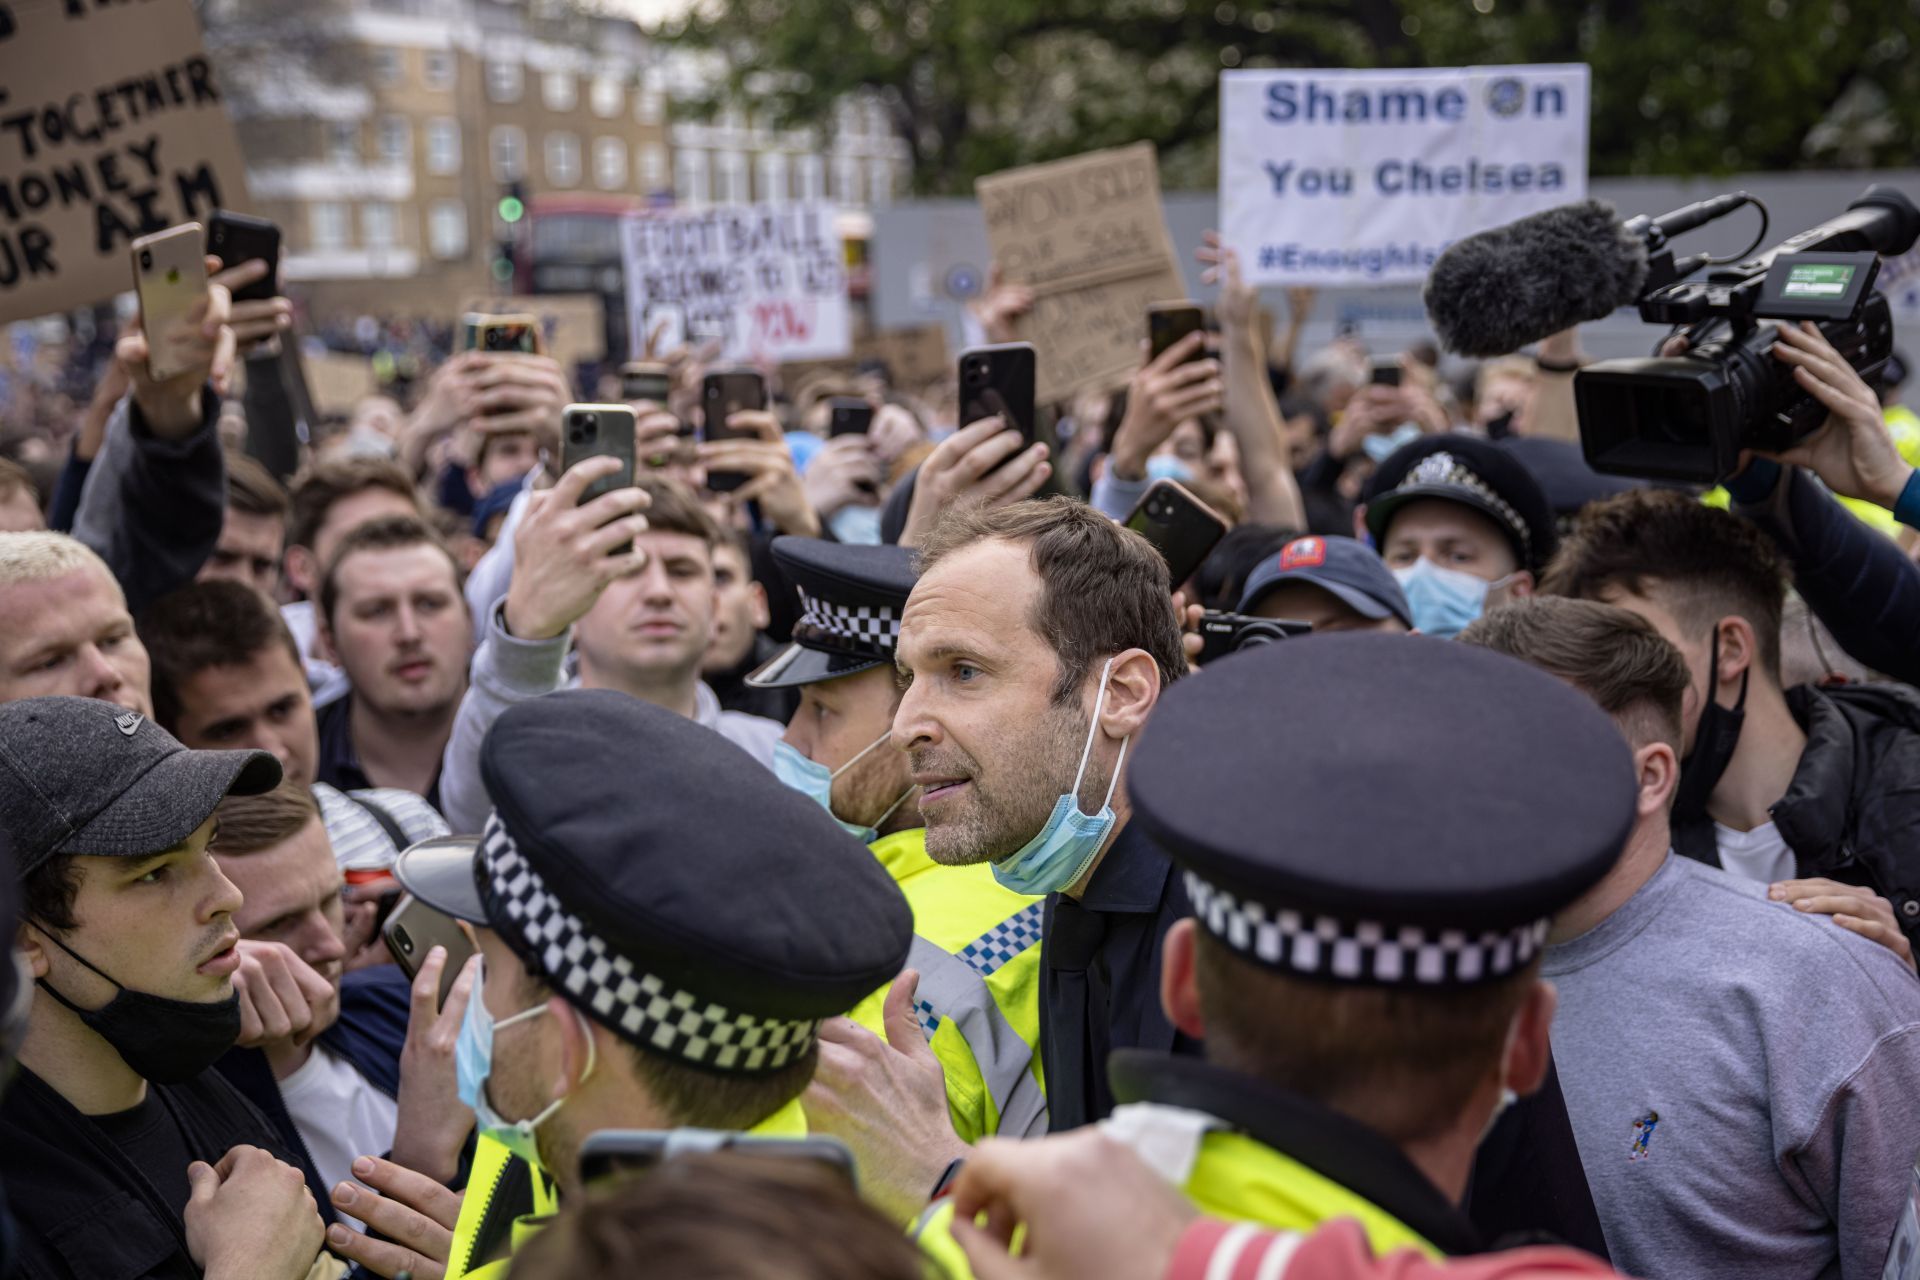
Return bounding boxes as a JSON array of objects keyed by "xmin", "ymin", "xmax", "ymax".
[{"xmin": 1463, "ymin": 597, "xmax": 1920, "ymax": 1280}]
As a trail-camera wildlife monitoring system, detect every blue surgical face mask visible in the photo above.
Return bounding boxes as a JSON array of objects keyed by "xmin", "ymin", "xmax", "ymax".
[
  {"xmin": 1363, "ymin": 423, "xmax": 1423, "ymax": 463},
  {"xmin": 1392, "ymin": 557, "xmax": 1492, "ymax": 640},
  {"xmin": 455, "ymin": 957, "xmax": 597, "ymax": 1171},
  {"xmin": 1145, "ymin": 455, "xmax": 1195, "ymax": 484},
  {"xmin": 991, "ymin": 657, "xmax": 1130, "ymax": 897},
  {"xmin": 773, "ymin": 732, "xmax": 913, "ymax": 845},
  {"xmin": 827, "ymin": 503, "xmax": 884, "ymax": 546}
]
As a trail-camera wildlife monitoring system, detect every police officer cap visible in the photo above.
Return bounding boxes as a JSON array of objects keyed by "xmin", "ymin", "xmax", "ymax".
[
  {"xmin": 398, "ymin": 689, "xmax": 913, "ymax": 1074},
  {"xmin": 1131, "ymin": 634, "xmax": 1635, "ymax": 989},
  {"xmin": 1362, "ymin": 434, "xmax": 1559, "ymax": 574},
  {"xmin": 748, "ymin": 537, "xmax": 917, "ymax": 689}
]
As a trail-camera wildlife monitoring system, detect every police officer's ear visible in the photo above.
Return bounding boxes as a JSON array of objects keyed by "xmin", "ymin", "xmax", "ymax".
[
  {"xmin": 1500, "ymin": 980, "xmax": 1558, "ymax": 1102},
  {"xmin": 549, "ymin": 999, "xmax": 599, "ymax": 1100},
  {"xmin": 1096, "ymin": 648, "xmax": 1160, "ymax": 741},
  {"xmin": 1491, "ymin": 569, "xmax": 1535, "ymax": 605},
  {"xmin": 1157, "ymin": 919, "xmax": 1207, "ymax": 1041},
  {"xmin": 1633, "ymin": 740, "xmax": 1678, "ymax": 821}
]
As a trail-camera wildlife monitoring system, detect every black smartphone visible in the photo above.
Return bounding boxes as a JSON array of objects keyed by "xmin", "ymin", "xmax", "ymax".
[
  {"xmin": 1196, "ymin": 612, "xmax": 1312, "ymax": 666},
  {"xmin": 206, "ymin": 211, "xmax": 280, "ymax": 302},
  {"xmin": 1125, "ymin": 479, "xmax": 1229, "ymax": 587},
  {"xmin": 957, "ymin": 342, "xmax": 1036, "ymax": 445},
  {"xmin": 701, "ymin": 368, "xmax": 767, "ymax": 494},
  {"xmin": 621, "ymin": 361, "xmax": 672, "ymax": 404},
  {"xmin": 1369, "ymin": 357, "xmax": 1402, "ymax": 388},
  {"xmin": 562, "ymin": 403, "xmax": 638, "ymax": 542},
  {"xmin": 1148, "ymin": 302, "xmax": 1206, "ymax": 364},
  {"xmin": 578, "ymin": 1129, "xmax": 858, "ymax": 1187},
  {"xmin": 383, "ymin": 894, "xmax": 476, "ymax": 1010},
  {"xmin": 827, "ymin": 397, "xmax": 873, "ymax": 438}
]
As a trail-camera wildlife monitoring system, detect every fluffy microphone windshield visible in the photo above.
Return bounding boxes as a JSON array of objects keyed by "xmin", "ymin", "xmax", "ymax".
[{"xmin": 1424, "ymin": 200, "xmax": 1650, "ymax": 357}]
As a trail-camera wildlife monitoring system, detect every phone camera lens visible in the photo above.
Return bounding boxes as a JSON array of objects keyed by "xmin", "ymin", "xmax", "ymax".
[
  {"xmin": 392, "ymin": 926, "xmax": 413, "ymax": 955},
  {"xmin": 580, "ymin": 413, "xmax": 597, "ymax": 429},
  {"xmin": 139, "ymin": 250, "xmax": 152, "ymax": 270}
]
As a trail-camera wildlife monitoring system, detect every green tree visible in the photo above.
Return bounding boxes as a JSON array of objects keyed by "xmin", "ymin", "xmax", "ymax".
[{"xmin": 658, "ymin": 0, "xmax": 1920, "ymax": 193}]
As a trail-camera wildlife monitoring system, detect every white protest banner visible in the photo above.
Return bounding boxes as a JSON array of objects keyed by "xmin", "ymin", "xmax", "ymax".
[
  {"xmin": 619, "ymin": 202, "xmax": 849, "ymax": 362},
  {"xmin": 0, "ymin": 0, "xmax": 252, "ymax": 325},
  {"xmin": 1221, "ymin": 65, "xmax": 1589, "ymax": 287}
]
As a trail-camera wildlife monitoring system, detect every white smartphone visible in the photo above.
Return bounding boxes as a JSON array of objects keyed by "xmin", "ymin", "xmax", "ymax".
[{"xmin": 130, "ymin": 223, "xmax": 208, "ymax": 382}]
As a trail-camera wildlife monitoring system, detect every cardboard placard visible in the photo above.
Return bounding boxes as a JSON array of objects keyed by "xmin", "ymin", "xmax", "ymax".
[
  {"xmin": 0, "ymin": 0, "xmax": 251, "ymax": 325},
  {"xmin": 782, "ymin": 323, "xmax": 951, "ymax": 391},
  {"xmin": 459, "ymin": 293, "xmax": 606, "ymax": 368},
  {"xmin": 976, "ymin": 144, "xmax": 1187, "ymax": 402},
  {"xmin": 620, "ymin": 201, "xmax": 850, "ymax": 363},
  {"xmin": 302, "ymin": 350, "xmax": 379, "ymax": 416}
]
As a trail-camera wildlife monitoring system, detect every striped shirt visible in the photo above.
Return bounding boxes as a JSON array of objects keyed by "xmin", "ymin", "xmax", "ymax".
[{"xmin": 313, "ymin": 782, "xmax": 449, "ymax": 874}]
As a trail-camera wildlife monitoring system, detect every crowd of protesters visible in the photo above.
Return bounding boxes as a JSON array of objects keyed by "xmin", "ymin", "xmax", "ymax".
[{"xmin": 0, "ymin": 198, "xmax": 1919, "ymax": 1280}]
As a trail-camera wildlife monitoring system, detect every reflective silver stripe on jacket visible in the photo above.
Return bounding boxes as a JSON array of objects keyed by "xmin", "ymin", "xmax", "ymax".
[{"xmin": 907, "ymin": 931, "xmax": 1049, "ymax": 1139}]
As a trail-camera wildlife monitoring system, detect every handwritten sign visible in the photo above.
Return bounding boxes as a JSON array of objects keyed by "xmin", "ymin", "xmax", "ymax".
[
  {"xmin": 460, "ymin": 293, "xmax": 606, "ymax": 368},
  {"xmin": 1221, "ymin": 65, "xmax": 1590, "ymax": 286},
  {"xmin": 976, "ymin": 144, "xmax": 1186, "ymax": 402},
  {"xmin": 0, "ymin": 0, "xmax": 251, "ymax": 325},
  {"xmin": 619, "ymin": 201, "xmax": 849, "ymax": 363}
]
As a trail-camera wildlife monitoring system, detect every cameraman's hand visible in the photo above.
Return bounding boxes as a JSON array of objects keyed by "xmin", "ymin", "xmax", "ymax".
[
  {"xmin": 698, "ymin": 410, "xmax": 821, "ymax": 536},
  {"xmin": 185, "ymin": 1146, "xmax": 325, "ymax": 1280},
  {"xmin": 503, "ymin": 456, "xmax": 651, "ymax": 640},
  {"xmin": 1766, "ymin": 321, "xmax": 1914, "ymax": 510},
  {"xmin": 1109, "ymin": 333, "xmax": 1222, "ymax": 481},
  {"xmin": 899, "ymin": 417, "xmax": 1051, "ymax": 548}
]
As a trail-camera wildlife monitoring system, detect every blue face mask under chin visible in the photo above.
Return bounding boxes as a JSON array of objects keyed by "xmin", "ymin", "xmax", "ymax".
[
  {"xmin": 773, "ymin": 732, "xmax": 914, "ymax": 845},
  {"xmin": 991, "ymin": 656, "xmax": 1131, "ymax": 897},
  {"xmin": 1392, "ymin": 557, "xmax": 1493, "ymax": 640},
  {"xmin": 455, "ymin": 959, "xmax": 597, "ymax": 1172},
  {"xmin": 1145, "ymin": 455, "xmax": 1196, "ymax": 484}
]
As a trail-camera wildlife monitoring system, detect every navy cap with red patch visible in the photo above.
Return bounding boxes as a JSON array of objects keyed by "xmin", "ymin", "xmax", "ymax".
[{"xmin": 1238, "ymin": 536, "xmax": 1412, "ymax": 630}]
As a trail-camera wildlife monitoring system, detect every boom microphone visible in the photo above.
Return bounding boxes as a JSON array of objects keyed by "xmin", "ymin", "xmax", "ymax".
[{"xmin": 1423, "ymin": 201, "xmax": 1650, "ymax": 357}]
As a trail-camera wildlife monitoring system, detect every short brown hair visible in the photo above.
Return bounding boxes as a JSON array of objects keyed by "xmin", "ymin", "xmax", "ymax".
[
  {"xmin": 0, "ymin": 458, "xmax": 39, "ymax": 507},
  {"xmin": 1540, "ymin": 490, "xmax": 1788, "ymax": 680},
  {"xmin": 639, "ymin": 477, "xmax": 723, "ymax": 547},
  {"xmin": 287, "ymin": 456, "xmax": 418, "ymax": 552},
  {"xmin": 916, "ymin": 497, "xmax": 1186, "ymax": 703},
  {"xmin": 139, "ymin": 581, "xmax": 304, "ymax": 732},
  {"xmin": 1196, "ymin": 932, "xmax": 1536, "ymax": 1146},
  {"xmin": 213, "ymin": 778, "xmax": 319, "ymax": 856},
  {"xmin": 1461, "ymin": 598, "xmax": 1690, "ymax": 751},
  {"xmin": 506, "ymin": 1153, "xmax": 923, "ymax": 1280},
  {"xmin": 225, "ymin": 452, "xmax": 290, "ymax": 520},
  {"xmin": 319, "ymin": 514, "xmax": 464, "ymax": 623}
]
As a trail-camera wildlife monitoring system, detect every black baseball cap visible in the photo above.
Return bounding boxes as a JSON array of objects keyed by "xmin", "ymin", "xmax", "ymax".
[
  {"xmin": 1238, "ymin": 536, "xmax": 1412, "ymax": 630},
  {"xmin": 0, "ymin": 697, "xmax": 281, "ymax": 879}
]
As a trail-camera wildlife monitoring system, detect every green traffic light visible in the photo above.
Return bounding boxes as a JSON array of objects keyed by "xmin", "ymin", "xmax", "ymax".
[
  {"xmin": 491, "ymin": 256, "xmax": 514, "ymax": 281},
  {"xmin": 498, "ymin": 196, "xmax": 525, "ymax": 223}
]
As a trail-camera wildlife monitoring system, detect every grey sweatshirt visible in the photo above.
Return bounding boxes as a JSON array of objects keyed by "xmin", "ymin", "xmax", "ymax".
[
  {"xmin": 437, "ymin": 601, "xmax": 784, "ymax": 835},
  {"xmin": 1544, "ymin": 854, "xmax": 1920, "ymax": 1280}
]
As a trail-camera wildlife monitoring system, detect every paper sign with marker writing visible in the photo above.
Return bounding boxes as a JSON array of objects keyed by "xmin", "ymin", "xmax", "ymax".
[
  {"xmin": 619, "ymin": 202, "xmax": 849, "ymax": 363},
  {"xmin": 0, "ymin": 0, "xmax": 252, "ymax": 325},
  {"xmin": 976, "ymin": 143, "xmax": 1186, "ymax": 403}
]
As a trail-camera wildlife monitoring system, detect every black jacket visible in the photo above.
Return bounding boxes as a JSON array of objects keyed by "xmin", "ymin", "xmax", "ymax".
[
  {"xmin": 1677, "ymin": 681, "xmax": 1920, "ymax": 943},
  {"xmin": 0, "ymin": 1067, "xmax": 300, "ymax": 1280}
]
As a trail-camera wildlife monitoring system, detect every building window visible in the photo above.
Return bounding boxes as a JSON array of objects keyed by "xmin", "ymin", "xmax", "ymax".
[
  {"xmin": 590, "ymin": 75, "xmax": 622, "ymax": 118},
  {"xmin": 833, "ymin": 155, "xmax": 859, "ymax": 204},
  {"xmin": 423, "ymin": 50, "xmax": 454, "ymax": 90},
  {"xmin": 544, "ymin": 132, "xmax": 581, "ymax": 187},
  {"xmin": 674, "ymin": 148, "xmax": 708, "ymax": 205},
  {"xmin": 756, "ymin": 152, "xmax": 787, "ymax": 203},
  {"xmin": 310, "ymin": 202, "xmax": 349, "ymax": 250},
  {"xmin": 369, "ymin": 48, "xmax": 403, "ymax": 88},
  {"xmin": 327, "ymin": 120, "xmax": 358, "ymax": 165},
  {"xmin": 490, "ymin": 125, "xmax": 525, "ymax": 181},
  {"xmin": 376, "ymin": 115, "xmax": 410, "ymax": 164},
  {"xmin": 868, "ymin": 159, "xmax": 892, "ymax": 208},
  {"xmin": 638, "ymin": 144, "xmax": 667, "ymax": 193},
  {"xmin": 635, "ymin": 89, "xmax": 664, "ymax": 126},
  {"xmin": 485, "ymin": 59, "xmax": 522, "ymax": 103},
  {"xmin": 592, "ymin": 137, "xmax": 626, "ymax": 190},
  {"xmin": 428, "ymin": 200, "xmax": 467, "ymax": 258},
  {"xmin": 715, "ymin": 150, "xmax": 746, "ymax": 203},
  {"xmin": 362, "ymin": 202, "xmax": 397, "ymax": 248},
  {"xmin": 798, "ymin": 154, "xmax": 824, "ymax": 201},
  {"xmin": 542, "ymin": 71, "xmax": 576, "ymax": 112},
  {"xmin": 427, "ymin": 118, "xmax": 460, "ymax": 175}
]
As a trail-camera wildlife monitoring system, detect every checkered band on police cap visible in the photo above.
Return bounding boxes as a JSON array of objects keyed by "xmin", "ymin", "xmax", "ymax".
[
  {"xmin": 1397, "ymin": 451, "xmax": 1532, "ymax": 562},
  {"xmin": 795, "ymin": 586, "xmax": 900, "ymax": 655},
  {"xmin": 1184, "ymin": 870, "xmax": 1550, "ymax": 988},
  {"xmin": 479, "ymin": 814, "xmax": 821, "ymax": 1073}
]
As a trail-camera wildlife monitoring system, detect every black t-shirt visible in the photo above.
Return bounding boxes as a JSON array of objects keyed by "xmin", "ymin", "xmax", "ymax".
[{"xmin": 92, "ymin": 1091, "xmax": 194, "ymax": 1216}]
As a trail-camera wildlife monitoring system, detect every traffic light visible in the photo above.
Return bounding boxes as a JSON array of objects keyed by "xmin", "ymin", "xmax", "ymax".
[
  {"xmin": 497, "ymin": 180, "xmax": 527, "ymax": 226},
  {"xmin": 491, "ymin": 238, "xmax": 516, "ymax": 282}
]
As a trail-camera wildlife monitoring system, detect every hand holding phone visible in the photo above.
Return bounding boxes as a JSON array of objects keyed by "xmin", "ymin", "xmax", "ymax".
[
  {"xmin": 1124, "ymin": 480, "xmax": 1228, "ymax": 587},
  {"xmin": 131, "ymin": 224, "xmax": 213, "ymax": 383},
  {"xmin": 701, "ymin": 369, "xmax": 767, "ymax": 493},
  {"xmin": 622, "ymin": 361, "xmax": 673, "ymax": 404},
  {"xmin": 1148, "ymin": 302, "xmax": 1206, "ymax": 365},
  {"xmin": 827, "ymin": 397, "xmax": 874, "ymax": 438},
  {"xmin": 957, "ymin": 344, "xmax": 1037, "ymax": 445},
  {"xmin": 383, "ymin": 894, "xmax": 477, "ymax": 1010}
]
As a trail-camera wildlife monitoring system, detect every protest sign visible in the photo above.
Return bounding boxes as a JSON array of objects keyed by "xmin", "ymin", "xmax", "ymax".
[
  {"xmin": 460, "ymin": 293, "xmax": 606, "ymax": 368},
  {"xmin": 1220, "ymin": 65, "xmax": 1590, "ymax": 287},
  {"xmin": 619, "ymin": 202, "xmax": 849, "ymax": 363},
  {"xmin": 976, "ymin": 143, "xmax": 1186, "ymax": 402},
  {"xmin": 0, "ymin": 0, "xmax": 251, "ymax": 325},
  {"xmin": 303, "ymin": 350, "xmax": 379, "ymax": 415}
]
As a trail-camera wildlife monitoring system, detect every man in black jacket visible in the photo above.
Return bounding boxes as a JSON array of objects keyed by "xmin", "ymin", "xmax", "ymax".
[
  {"xmin": 1544, "ymin": 488, "xmax": 1920, "ymax": 962},
  {"xmin": 0, "ymin": 697, "xmax": 327, "ymax": 1280}
]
